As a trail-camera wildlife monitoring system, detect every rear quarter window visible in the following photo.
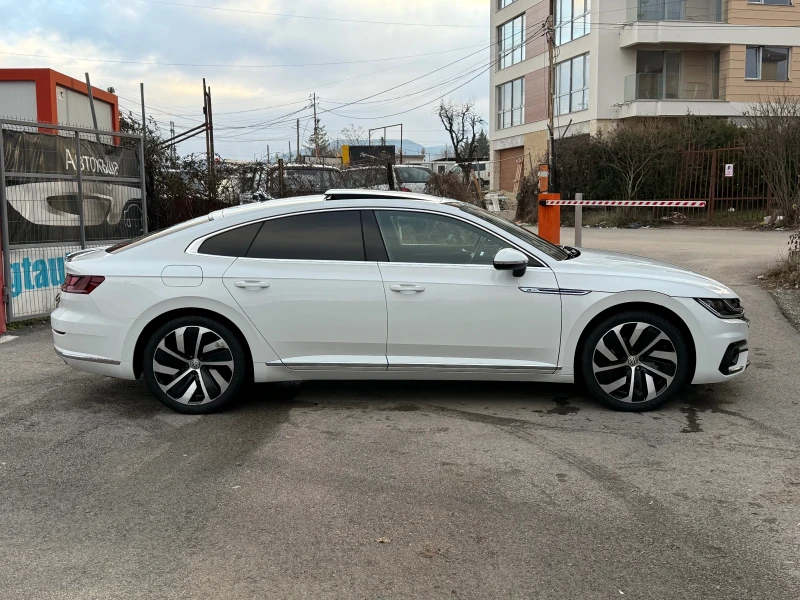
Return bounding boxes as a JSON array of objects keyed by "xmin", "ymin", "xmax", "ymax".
[{"xmin": 197, "ymin": 222, "xmax": 263, "ymax": 257}]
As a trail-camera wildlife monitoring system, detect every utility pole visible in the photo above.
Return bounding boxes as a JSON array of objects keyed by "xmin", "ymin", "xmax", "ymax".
[
  {"xmin": 296, "ymin": 118, "xmax": 300, "ymax": 162},
  {"xmin": 312, "ymin": 93, "xmax": 320, "ymax": 160},
  {"xmin": 203, "ymin": 78, "xmax": 210, "ymax": 170},
  {"xmin": 170, "ymin": 121, "xmax": 176, "ymax": 161},
  {"xmin": 207, "ymin": 85, "xmax": 215, "ymax": 173},
  {"xmin": 84, "ymin": 73, "xmax": 101, "ymax": 144},
  {"xmin": 267, "ymin": 145, "xmax": 270, "ymax": 163},
  {"xmin": 546, "ymin": 15, "xmax": 556, "ymax": 190}
]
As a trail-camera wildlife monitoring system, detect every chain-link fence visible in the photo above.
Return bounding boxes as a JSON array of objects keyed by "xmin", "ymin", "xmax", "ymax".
[{"xmin": 0, "ymin": 118, "xmax": 146, "ymax": 321}]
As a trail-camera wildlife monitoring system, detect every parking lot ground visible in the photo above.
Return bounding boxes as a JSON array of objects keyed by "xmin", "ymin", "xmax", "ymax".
[{"xmin": 1, "ymin": 227, "xmax": 799, "ymax": 600}]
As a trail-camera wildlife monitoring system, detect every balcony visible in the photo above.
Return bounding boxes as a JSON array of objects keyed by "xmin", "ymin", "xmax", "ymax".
[
  {"xmin": 627, "ymin": 0, "xmax": 726, "ymax": 23},
  {"xmin": 624, "ymin": 73, "xmax": 725, "ymax": 102}
]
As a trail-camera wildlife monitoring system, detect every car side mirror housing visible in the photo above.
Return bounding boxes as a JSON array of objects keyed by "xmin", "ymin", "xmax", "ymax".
[{"xmin": 493, "ymin": 248, "xmax": 528, "ymax": 278}]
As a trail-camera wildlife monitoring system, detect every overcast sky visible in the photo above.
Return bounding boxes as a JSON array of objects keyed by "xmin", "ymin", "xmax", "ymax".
[{"xmin": 0, "ymin": 0, "xmax": 490, "ymax": 159}]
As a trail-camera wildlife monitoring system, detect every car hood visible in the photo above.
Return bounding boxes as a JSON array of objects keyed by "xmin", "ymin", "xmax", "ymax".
[{"xmin": 553, "ymin": 248, "xmax": 736, "ymax": 298}]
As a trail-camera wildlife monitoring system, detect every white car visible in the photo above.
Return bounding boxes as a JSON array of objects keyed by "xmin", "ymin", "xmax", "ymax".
[{"xmin": 52, "ymin": 190, "xmax": 749, "ymax": 414}]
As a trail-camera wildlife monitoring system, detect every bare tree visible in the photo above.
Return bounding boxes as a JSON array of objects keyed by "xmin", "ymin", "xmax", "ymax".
[
  {"xmin": 742, "ymin": 94, "xmax": 800, "ymax": 226},
  {"xmin": 604, "ymin": 119, "xmax": 675, "ymax": 201},
  {"xmin": 436, "ymin": 99, "xmax": 486, "ymax": 171},
  {"xmin": 340, "ymin": 125, "xmax": 368, "ymax": 145}
]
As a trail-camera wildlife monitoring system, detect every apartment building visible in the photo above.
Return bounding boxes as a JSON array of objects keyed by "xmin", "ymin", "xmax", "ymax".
[{"xmin": 488, "ymin": 0, "xmax": 800, "ymax": 192}]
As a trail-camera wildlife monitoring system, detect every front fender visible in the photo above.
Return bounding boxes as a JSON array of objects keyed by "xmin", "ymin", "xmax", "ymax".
[{"xmin": 558, "ymin": 290, "xmax": 702, "ymax": 376}]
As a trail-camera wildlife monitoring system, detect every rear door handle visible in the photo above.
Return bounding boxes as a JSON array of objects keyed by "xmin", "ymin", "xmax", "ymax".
[
  {"xmin": 234, "ymin": 280, "xmax": 270, "ymax": 290},
  {"xmin": 389, "ymin": 284, "xmax": 425, "ymax": 294}
]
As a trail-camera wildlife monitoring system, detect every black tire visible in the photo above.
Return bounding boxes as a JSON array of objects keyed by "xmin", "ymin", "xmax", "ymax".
[
  {"xmin": 580, "ymin": 311, "xmax": 689, "ymax": 411},
  {"xmin": 142, "ymin": 316, "xmax": 247, "ymax": 414}
]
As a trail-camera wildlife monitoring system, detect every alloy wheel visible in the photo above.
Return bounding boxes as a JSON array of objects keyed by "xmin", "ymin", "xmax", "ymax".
[
  {"xmin": 591, "ymin": 322, "xmax": 678, "ymax": 404},
  {"xmin": 152, "ymin": 326, "xmax": 235, "ymax": 405}
]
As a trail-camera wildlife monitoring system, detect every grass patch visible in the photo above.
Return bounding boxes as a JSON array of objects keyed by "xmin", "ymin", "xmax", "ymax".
[
  {"xmin": 761, "ymin": 257, "xmax": 800, "ymax": 289},
  {"xmin": 6, "ymin": 316, "xmax": 51, "ymax": 331}
]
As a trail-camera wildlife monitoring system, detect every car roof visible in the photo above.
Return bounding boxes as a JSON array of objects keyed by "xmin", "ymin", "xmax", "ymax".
[
  {"xmin": 217, "ymin": 190, "xmax": 453, "ymax": 220},
  {"xmin": 323, "ymin": 189, "xmax": 448, "ymax": 203}
]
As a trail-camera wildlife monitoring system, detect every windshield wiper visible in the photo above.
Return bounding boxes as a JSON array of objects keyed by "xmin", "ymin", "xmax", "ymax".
[{"xmin": 560, "ymin": 245, "xmax": 581, "ymax": 259}]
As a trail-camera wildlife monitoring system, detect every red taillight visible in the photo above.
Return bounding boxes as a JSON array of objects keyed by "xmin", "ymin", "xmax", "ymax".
[
  {"xmin": 61, "ymin": 275, "xmax": 105, "ymax": 294},
  {"xmin": 400, "ymin": 186, "xmax": 411, "ymax": 192}
]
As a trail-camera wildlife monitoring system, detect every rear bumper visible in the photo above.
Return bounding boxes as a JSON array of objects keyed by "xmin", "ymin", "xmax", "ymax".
[{"xmin": 51, "ymin": 294, "xmax": 136, "ymax": 380}]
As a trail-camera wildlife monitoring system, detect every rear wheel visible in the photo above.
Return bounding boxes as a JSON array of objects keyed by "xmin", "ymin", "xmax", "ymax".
[
  {"xmin": 580, "ymin": 311, "xmax": 689, "ymax": 411},
  {"xmin": 143, "ymin": 316, "xmax": 246, "ymax": 414}
]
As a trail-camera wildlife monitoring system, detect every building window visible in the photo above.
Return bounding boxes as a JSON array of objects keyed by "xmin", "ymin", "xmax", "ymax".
[
  {"xmin": 747, "ymin": 0, "xmax": 791, "ymax": 5},
  {"xmin": 745, "ymin": 46, "xmax": 789, "ymax": 81},
  {"xmin": 555, "ymin": 54, "xmax": 590, "ymax": 116},
  {"xmin": 497, "ymin": 78, "xmax": 525, "ymax": 129},
  {"xmin": 556, "ymin": 0, "xmax": 590, "ymax": 45},
  {"xmin": 497, "ymin": 14, "xmax": 526, "ymax": 69},
  {"xmin": 498, "ymin": 0, "xmax": 517, "ymax": 9}
]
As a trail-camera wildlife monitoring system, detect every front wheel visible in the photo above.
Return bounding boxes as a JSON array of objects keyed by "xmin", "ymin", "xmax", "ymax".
[
  {"xmin": 143, "ymin": 316, "xmax": 247, "ymax": 414},
  {"xmin": 580, "ymin": 311, "xmax": 689, "ymax": 411}
]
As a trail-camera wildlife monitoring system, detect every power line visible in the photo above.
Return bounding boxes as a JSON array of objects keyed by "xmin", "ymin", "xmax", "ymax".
[
  {"xmin": 129, "ymin": 0, "xmax": 485, "ymax": 28},
  {"xmin": 0, "ymin": 46, "xmax": 490, "ymax": 69}
]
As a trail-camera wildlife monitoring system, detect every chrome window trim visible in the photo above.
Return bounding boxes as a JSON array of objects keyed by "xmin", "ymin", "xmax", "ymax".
[{"xmin": 186, "ymin": 205, "xmax": 548, "ymax": 268}]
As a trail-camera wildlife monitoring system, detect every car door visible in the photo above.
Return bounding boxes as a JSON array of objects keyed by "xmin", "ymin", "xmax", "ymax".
[
  {"xmin": 221, "ymin": 209, "xmax": 388, "ymax": 370},
  {"xmin": 371, "ymin": 209, "xmax": 562, "ymax": 372}
]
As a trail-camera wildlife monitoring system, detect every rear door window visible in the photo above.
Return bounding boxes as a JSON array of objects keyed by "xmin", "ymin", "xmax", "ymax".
[{"xmin": 247, "ymin": 210, "xmax": 365, "ymax": 261}]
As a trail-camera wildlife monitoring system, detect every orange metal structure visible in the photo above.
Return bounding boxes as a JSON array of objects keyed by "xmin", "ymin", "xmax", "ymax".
[{"xmin": 0, "ymin": 68, "xmax": 119, "ymax": 132}]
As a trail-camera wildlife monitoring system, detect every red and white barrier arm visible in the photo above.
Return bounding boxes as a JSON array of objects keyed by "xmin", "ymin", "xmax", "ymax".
[{"xmin": 539, "ymin": 199, "xmax": 706, "ymax": 207}]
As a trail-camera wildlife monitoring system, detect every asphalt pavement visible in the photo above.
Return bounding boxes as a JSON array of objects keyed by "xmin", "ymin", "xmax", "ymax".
[{"xmin": 1, "ymin": 226, "xmax": 798, "ymax": 600}]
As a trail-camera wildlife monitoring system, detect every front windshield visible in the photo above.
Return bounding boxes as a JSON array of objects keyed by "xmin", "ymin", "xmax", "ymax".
[{"xmin": 452, "ymin": 203, "xmax": 569, "ymax": 261}]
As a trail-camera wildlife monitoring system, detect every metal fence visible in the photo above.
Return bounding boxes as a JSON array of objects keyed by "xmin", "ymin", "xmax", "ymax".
[
  {"xmin": 656, "ymin": 146, "xmax": 771, "ymax": 223},
  {"xmin": 0, "ymin": 118, "xmax": 146, "ymax": 321}
]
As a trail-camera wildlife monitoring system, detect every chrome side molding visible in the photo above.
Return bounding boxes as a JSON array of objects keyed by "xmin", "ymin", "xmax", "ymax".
[
  {"xmin": 519, "ymin": 287, "xmax": 591, "ymax": 296},
  {"xmin": 54, "ymin": 346, "xmax": 121, "ymax": 365}
]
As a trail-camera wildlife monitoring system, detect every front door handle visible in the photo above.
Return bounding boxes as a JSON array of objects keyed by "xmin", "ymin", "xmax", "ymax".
[
  {"xmin": 389, "ymin": 284, "xmax": 425, "ymax": 294},
  {"xmin": 234, "ymin": 280, "xmax": 270, "ymax": 290}
]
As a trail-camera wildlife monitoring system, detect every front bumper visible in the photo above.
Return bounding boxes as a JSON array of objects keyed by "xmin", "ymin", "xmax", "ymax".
[{"xmin": 676, "ymin": 297, "xmax": 750, "ymax": 384}]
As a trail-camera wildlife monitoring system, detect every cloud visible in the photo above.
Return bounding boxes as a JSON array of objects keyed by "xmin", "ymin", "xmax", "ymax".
[{"xmin": 0, "ymin": 0, "xmax": 491, "ymax": 159}]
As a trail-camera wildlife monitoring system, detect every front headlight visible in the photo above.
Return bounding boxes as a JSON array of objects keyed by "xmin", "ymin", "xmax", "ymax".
[{"xmin": 695, "ymin": 297, "xmax": 745, "ymax": 319}]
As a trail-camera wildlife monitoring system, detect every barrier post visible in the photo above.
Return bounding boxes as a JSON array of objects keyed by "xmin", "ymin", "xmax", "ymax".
[
  {"xmin": 574, "ymin": 193, "xmax": 583, "ymax": 247},
  {"xmin": 538, "ymin": 193, "xmax": 561, "ymax": 245},
  {"xmin": 536, "ymin": 164, "xmax": 561, "ymax": 245}
]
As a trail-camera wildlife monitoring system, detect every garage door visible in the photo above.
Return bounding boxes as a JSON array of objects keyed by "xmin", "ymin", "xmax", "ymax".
[{"xmin": 497, "ymin": 147, "xmax": 524, "ymax": 192}]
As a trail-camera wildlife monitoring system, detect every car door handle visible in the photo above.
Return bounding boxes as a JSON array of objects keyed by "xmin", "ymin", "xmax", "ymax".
[
  {"xmin": 234, "ymin": 280, "xmax": 270, "ymax": 290},
  {"xmin": 389, "ymin": 284, "xmax": 425, "ymax": 294}
]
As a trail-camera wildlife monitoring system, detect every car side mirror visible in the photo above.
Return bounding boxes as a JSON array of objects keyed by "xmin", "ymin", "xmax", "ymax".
[{"xmin": 493, "ymin": 248, "xmax": 528, "ymax": 278}]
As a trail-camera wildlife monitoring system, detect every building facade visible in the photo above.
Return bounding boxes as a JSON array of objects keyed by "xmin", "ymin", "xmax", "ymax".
[
  {"xmin": 0, "ymin": 69, "xmax": 120, "ymax": 133},
  {"xmin": 488, "ymin": 0, "xmax": 800, "ymax": 192}
]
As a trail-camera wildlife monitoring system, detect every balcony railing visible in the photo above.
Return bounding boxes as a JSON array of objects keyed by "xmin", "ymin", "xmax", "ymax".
[
  {"xmin": 624, "ymin": 73, "xmax": 725, "ymax": 102},
  {"xmin": 627, "ymin": 0, "xmax": 726, "ymax": 22}
]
